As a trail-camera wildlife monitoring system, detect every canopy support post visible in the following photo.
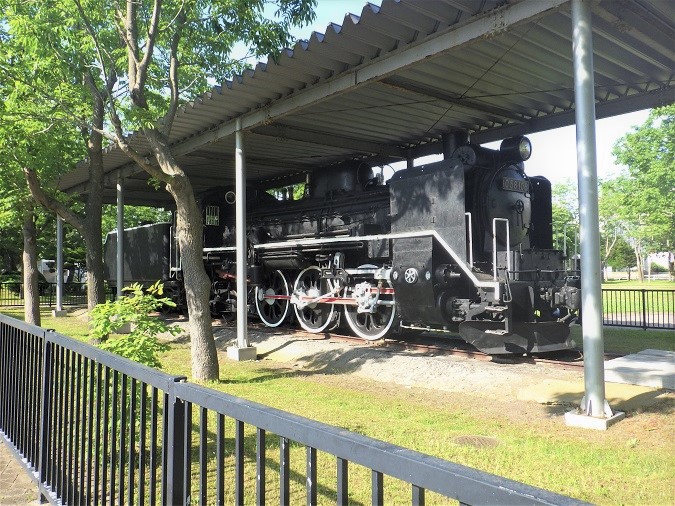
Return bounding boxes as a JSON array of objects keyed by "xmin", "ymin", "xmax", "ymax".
[
  {"xmin": 565, "ymin": 0, "xmax": 624, "ymax": 430},
  {"xmin": 51, "ymin": 217, "xmax": 66, "ymax": 317},
  {"xmin": 116, "ymin": 178, "xmax": 125, "ymax": 300},
  {"xmin": 228, "ymin": 118, "xmax": 257, "ymax": 361}
]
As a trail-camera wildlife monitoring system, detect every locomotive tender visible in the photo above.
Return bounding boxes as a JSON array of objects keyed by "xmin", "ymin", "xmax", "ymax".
[{"xmin": 104, "ymin": 135, "xmax": 580, "ymax": 354}]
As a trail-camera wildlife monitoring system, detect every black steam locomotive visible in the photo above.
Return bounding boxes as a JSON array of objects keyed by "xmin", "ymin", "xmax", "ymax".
[{"xmin": 104, "ymin": 136, "xmax": 580, "ymax": 354}]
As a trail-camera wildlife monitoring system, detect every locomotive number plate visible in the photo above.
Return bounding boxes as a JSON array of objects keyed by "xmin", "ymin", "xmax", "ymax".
[{"xmin": 501, "ymin": 177, "xmax": 529, "ymax": 193}]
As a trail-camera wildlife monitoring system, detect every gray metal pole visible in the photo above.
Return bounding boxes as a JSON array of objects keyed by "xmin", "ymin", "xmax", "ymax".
[
  {"xmin": 55, "ymin": 217, "xmax": 64, "ymax": 311},
  {"xmin": 116, "ymin": 179, "xmax": 125, "ymax": 299},
  {"xmin": 235, "ymin": 118, "xmax": 249, "ymax": 348},
  {"xmin": 571, "ymin": 0, "xmax": 610, "ymax": 418}
]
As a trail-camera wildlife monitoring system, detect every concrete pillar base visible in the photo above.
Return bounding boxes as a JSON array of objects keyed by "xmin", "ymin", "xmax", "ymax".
[
  {"xmin": 564, "ymin": 409, "xmax": 625, "ymax": 430},
  {"xmin": 227, "ymin": 346, "xmax": 257, "ymax": 362},
  {"xmin": 51, "ymin": 309, "xmax": 67, "ymax": 317},
  {"xmin": 115, "ymin": 323, "xmax": 132, "ymax": 334}
]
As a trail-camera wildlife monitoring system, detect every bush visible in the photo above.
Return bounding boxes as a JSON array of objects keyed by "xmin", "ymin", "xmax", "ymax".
[
  {"xmin": 650, "ymin": 263, "xmax": 668, "ymax": 273},
  {"xmin": 89, "ymin": 281, "xmax": 180, "ymax": 368}
]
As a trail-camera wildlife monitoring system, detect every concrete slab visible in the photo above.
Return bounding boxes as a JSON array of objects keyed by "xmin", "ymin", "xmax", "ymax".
[
  {"xmin": 517, "ymin": 379, "xmax": 667, "ymax": 411},
  {"xmin": 604, "ymin": 349, "xmax": 675, "ymax": 389}
]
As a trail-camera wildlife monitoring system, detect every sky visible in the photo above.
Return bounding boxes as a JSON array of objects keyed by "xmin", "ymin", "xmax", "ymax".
[{"xmin": 257, "ymin": 0, "xmax": 652, "ymax": 186}]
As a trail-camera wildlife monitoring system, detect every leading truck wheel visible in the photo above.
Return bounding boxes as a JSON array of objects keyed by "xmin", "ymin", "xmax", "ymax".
[
  {"xmin": 255, "ymin": 269, "xmax": 289, "ymax": 327},
  {"xmin": 292, "ymin": 266, "xmax": 336, "ymax": 333},
  {"xmin": 344, "ymin": 280, "xmax": 396, "ymax": 341}
]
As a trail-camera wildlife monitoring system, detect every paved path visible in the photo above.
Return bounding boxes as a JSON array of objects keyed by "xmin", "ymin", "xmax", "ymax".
[{"xmin": 0, "ymin": 439, "xmax": 39, "ymax": 505}]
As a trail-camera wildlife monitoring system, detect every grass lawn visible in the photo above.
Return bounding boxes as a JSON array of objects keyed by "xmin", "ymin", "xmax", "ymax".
[
  {"xmin": 2, "ymin": 308, "xmax": 674, "ymax": 505},
  {"xmin": 602, "ymin": 279, "xmax": 674, "ymax": 289}
]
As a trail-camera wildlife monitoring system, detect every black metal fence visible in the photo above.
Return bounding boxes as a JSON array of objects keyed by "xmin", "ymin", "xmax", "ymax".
[
  {"xmin": 0, "ymin": 313, "xmax": 586, "ymax": 505},
  {"xmin": 0, "ymin": 282, "xmax": 115, "ymax": 307},
  {"xmin": 602, "ymin": 288, "xmax": 675, "ymax": 329}
]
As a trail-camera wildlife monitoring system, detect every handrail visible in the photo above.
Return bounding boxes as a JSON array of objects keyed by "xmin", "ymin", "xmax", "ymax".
[{"xmin": 492, "ymin": 218, "xmax": 511, "ymax": 280}]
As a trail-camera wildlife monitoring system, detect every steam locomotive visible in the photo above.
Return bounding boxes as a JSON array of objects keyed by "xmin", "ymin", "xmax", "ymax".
[{"xmin": 104, "ymin": 135, "xmax": 580, "ymax": 354}]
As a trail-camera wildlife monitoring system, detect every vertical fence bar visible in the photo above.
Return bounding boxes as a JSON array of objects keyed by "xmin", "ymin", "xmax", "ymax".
[
  {"xmin": 119, "ymin": 374, "xmax": 128, "ymax": 504},
  {"xmin": 38, "ymin": 337, "xmax": 53, "ymax": 501},
  {"xmin": 149, "ymin": 388, "xmax": 159, "ymax": 506},
  {"xmin": 78, "ymin": 357, "xmax": 88, "ymax": 506},
  {"xmin": 86, "ymin": 360, "xmax": 95, "ymax": 505},
  {"xmin": 280, "ymin": 436, "xmax": 290, "ymax": 506},
  {"xmin": 184, "ymin": 401, "xmax": 192, "ymax": 506},
  {"xmin": 337, "ymin": 457, "xmax": 348, "ymax": 506},
  {"xmin": 199, "ymin": 407, "xmax": 208, "ymax": 506},
  {"xmin": 110, "ymin": 369, "xmax": 119, "ymax": 505},
  {"xmin": 138, "ymin": 383, "xmax": 147, "ymax": 506},
  {"xmin": 641, "ymin": 289, "xmax": 647, "ymax": 330},
  {"xmin": 306, "ymin": 446, "xmax": 317, "ymax": 506},
  {"xmin": 216, "ymin": 414, "xmax": 225, "ymax": 506},
  {"xmin": 97, "ymin": 365, "xmax": 107, "ymax": 506},
  {"xmin": 166, "ymin": 390, "xmax": 185, "ymax": 505},
  {"xmin": 412, "ymin": 484, "xmax": 425, "ymax": 505},
  {"xmin": 235, "ymin": 420, "xmax": 244, "ymax": 506},
  {"xmin": 127, "ymin": 378, "xmax": 136, "ymax": 506},
  {"xmin": 372, "ymin": 470, "xmax": 383, "ymax": 506},
  {"xmin": 161, "ymin": 392, "xmax": 170, "ymax": 506},
  {"xmin": 256, "ymin": 428, "xmax": 266, "ymax": 505},
  {"xmin": 72, "ymin": 354, "xmax": 82, "ymax": 504}
]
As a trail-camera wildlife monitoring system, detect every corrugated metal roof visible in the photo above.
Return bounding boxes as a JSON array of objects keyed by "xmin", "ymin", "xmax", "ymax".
[{"xmin": 58, "ymin": 0, "xmax": 675, "ymax": 206}]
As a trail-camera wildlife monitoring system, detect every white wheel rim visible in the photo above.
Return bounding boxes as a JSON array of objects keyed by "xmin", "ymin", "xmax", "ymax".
[
  {"xmin": 344, "ymin": 281, "xmax": 396, "ymax": 341},
  {"xmin": 293, "ymin": 266, "xmax": 336, "ymax": 333},
  {"xmin": 255, "ymin": 270, "xmax": 289, "ymax": 328}
]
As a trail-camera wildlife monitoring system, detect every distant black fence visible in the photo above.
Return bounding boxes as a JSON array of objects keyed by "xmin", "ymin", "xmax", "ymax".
[
  {"xmin": 0, "ymin": 282, "xmax": 115, "ymax": 307},
  {"xmin": 0, "ymin": 314, "xmax": 585, "ymax": 505},
  {"xmin": 602, "ymin": 288, "xmax": 675, "ymax": 330}
]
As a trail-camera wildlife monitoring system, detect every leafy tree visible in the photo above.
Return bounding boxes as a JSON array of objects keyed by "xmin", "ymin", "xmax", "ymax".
[
  {"xmin": 0, "ymin": 1, "xmax": 111, "ymax": 309},
  {"xmin": 2, "ymin": 0, "xmax": 316, "ymax": 380},
  {"xmin": 605, "ymin": 236, "xmax": 635, "ymax": 278},
  {"xmin": 608, "ymin": 105, "xmax": 675, "ymax": 281},
  {"xmin": 101, "ymin": 205, "xmax": 172, "ymax": 235},
  {"xmin": 551, "ymin": 180, "xmax": 578, "ymax": 259}
]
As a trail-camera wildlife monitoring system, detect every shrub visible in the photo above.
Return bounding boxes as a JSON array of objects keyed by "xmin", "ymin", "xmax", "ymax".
[{"xmin": 89, "ymin": 281, "xmax": 180, "ymax": 368}]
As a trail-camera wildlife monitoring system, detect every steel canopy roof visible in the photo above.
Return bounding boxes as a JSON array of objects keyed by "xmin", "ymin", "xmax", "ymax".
[{"xmin": 57, "ymin": 0, "xmax": 675, "ymax": 207}]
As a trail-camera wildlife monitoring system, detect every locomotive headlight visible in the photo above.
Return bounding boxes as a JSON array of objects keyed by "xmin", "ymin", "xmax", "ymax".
[{"xmin": 500, "ymin": 136, "xmax": 532, "ymax": 162}]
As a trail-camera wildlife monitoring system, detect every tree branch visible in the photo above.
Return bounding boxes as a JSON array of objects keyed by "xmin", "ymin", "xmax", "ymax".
[{"xmin": 22, "ymin": 168, "xmax": 85, "ymax": 237}]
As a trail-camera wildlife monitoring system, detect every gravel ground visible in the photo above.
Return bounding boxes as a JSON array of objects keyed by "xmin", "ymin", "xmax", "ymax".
[{"xmin": 207, "ymin": 323, "xmax": 584, "ymax": 401}]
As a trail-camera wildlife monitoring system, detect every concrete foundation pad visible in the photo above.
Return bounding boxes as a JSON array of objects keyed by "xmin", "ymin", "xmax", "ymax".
[
  {"xmin": 51, "ymin": 310, "xmax": 67, "ymax": 317},
  {"xmin": 227, "ymin": 346, "xmax": 257, "ymax": 362},
  {"xmin": 604, "ymin": 349, "xmax": 675, "ymax": 389},
  {"xmin": 564, "ymin": 409, "xmax": 626, "ymax": 430}
]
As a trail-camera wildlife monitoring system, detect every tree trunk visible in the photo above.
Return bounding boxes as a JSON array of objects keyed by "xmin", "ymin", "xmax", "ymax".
[
  {"xmin": 22, "ymin": 203, "xmax": 41, "ymax": 326},
  {"xmin": 169, "ymin": 178, "xmax": 219, "ymax": 381},
  {"xmin": 635, "ymin": 249, "xmax": 645, "ymax": 283},
  {"xmin": 143, "ymin": 129, "xmax": 219, "ymax": 381},
  {"xmin": 83, "ymin": 93, "xmax": 107, "ymax": 308}
]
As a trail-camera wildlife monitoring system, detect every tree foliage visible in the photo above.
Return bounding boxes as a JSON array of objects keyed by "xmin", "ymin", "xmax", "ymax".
[
  {"xmin": 2, "ymin": 0, "xmax": 316, "ymax": 379},
  {"xmin": 90, "ymin": 281, "xmax": 178, "ymax": 368},
  {"xmin": 602, "ymin": 105, "xmax": 675, "ymax": 280}
]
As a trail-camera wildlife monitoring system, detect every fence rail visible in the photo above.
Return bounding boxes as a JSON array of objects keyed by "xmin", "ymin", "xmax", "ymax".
[
  {"xmin": 0, "ymin": 282, "xmax": 115, "ymax": 307},
  {"xmin": 3, "ymin": 282, "xmax": 673, "ymax": 331},
  {"xmin": 0, "ymin": 313, "xmax": 586, "ymax": 505},
  {"xmin": 601, "ymin": 288, "xmax": 674, "ymax": 329}
]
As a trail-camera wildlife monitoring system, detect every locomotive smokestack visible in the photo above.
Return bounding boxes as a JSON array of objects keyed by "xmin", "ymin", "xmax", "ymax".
[{"xmin": 442, "ymin": 131, "xmax": 470, "ymax": 159}]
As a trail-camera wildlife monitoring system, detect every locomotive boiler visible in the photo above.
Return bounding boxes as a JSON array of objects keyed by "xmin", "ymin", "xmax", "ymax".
[{"xmin": 104, "ymin": 135, "xmax": 580, "ymax": 354}]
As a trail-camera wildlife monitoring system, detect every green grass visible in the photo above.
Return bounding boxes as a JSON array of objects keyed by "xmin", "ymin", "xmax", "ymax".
[
  {"xmin": 603, "ymin": 279, "xmax": 675, "ymax": 289},
  {"xmin": 2, "ymin": 308, "xmax": 674, "ymax": 505},
  {"xmin": 571, "ymin": 325, "xmax": 675, "ymax": 355}
]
